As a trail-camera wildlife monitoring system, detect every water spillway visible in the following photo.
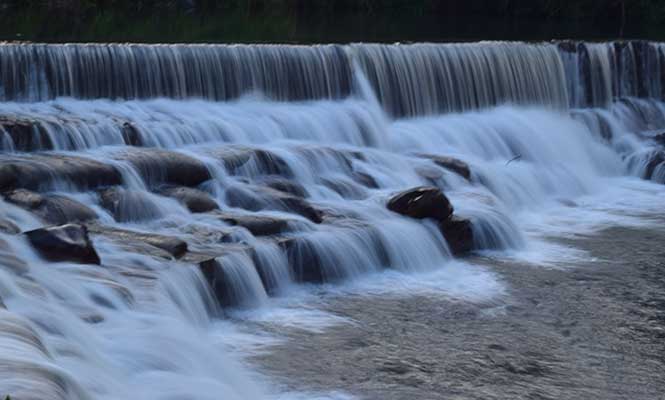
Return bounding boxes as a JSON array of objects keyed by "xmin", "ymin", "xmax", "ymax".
[{"xmin": 1, "ymin": 41, "xmax": 665, "ymax": 399}]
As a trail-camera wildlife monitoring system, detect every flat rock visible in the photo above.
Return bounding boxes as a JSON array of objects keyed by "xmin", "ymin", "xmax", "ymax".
[
  {"xmin": 25, "ymin": 224, "xmax": 101, "ymax": 265},
  {"xmin": 387, "ymin": 186, "xmax": 454, "ymax": 221}
]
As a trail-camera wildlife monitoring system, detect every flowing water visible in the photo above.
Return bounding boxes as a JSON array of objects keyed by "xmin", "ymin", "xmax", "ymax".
[{"xmin": 1, "ymin": 41, "xmax": 665, "ymax": 399}]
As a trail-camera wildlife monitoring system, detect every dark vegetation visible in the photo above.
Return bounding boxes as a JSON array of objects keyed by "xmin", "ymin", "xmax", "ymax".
[{"xmin": 0, "ymin": 0, "xmax": 664, "ymax": 43}]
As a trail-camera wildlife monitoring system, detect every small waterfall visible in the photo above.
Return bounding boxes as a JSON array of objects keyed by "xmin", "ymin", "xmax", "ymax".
[{"xmin": 2, "ymin": 40, "xmax": 665, "ymax": 398}]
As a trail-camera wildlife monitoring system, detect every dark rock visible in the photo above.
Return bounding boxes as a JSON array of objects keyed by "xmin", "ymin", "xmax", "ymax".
[
  {"xmin": 197, "ymin": 258, "xmax": 249, "ymax": 308},
  {"xmin": 0, "ymin": 154, "xmax": 122, "ymax": 192},
  {"xmin": 226, "ymin": 184, "xmax": 323, "ymax": 223},
  {"xmin": 114, "ymin": 148, "xmax": 211, "ymax": 187},
  {"xmin": 120, "ymin": 122, "xmax": 142, "ymax": 147},
  {"xmin": 416, "ymin": 154, "xmax": 471, "ymax": 180},
  {"xmin": 0, "ymin": 116, "xmax": 52, "ymax": 152},
  {"xmin": 3, "ymin": 189, "xmax": 97, "ymax": 225},
  {"xmin": 387, "ymin": 186, "xmax": 454, "ymax": 221},
  {"xmin": 87, "ymin": 224, "xmax": 187, "ymax": 259},
  {"xmin": 212, "ymin": 211, "xmax": 290, "ymax": 236},
  {"xmin": 653, "ymin": 132, "xmax": 665, "ymax": 147},
  {"xmin": 439, "ymin": 216, "xmax": 474, "ymax": 255},
  {"xmin": 97, "ymin": 187, "xmax": 162, "ymax": 222},
  {"xmin": 158, "ymin": 186, "xmax": 219, "ymax": 213},
  {"xmin": 25, "ymin": 224, "xmax": 101, "ymax": 264}
]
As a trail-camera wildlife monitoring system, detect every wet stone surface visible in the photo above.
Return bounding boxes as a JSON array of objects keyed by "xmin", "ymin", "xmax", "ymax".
[{"xmin": 252, "ymin": 225, "xmax": 665, "ymax": 399}]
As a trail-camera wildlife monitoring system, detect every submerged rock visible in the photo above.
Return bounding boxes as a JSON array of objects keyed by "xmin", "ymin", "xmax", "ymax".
[
  {"xmin": 225, "ymin": 184, "xmax": 323, "ymax": 223},
  {"xmin": 158, "ymin": 186, "xmax": 219, "ymax": 213},
  {"xmin": 0, "ymin": 219, "xmax": 20, "ymax": 235},
  {"xmin": 25, "ymin": 224, "xmax": 101, "ymax": 265},
  {"xmin": 3, "ymin": 189, "xmax": 97, "ymax": 225},
  {"xmin": 0, "ymin": 116, "xmax": 52, "ymax": 152},
  {"xmin": 97, "ymin": 187, "xmax": 162, "ymax": 222},
  {"xmin": 439, "ymin": 216, "xmax": 474, "ymax": 255},
  {"xmin": 387, "ymin": 186, "xmax": 454, "ymax": 221},
  {"xmin": 278, "ymin": 237, "xmax": 326, "ymax": 283},
  {"xmin": 416, "ymin": 154, "xmax": 471, "ymax": 180}
]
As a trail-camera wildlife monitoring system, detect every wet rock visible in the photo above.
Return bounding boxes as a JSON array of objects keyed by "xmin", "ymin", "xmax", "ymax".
[
  {"xmin": 387, "ymin": 186, "xmax": 454, "ymax": 221},
  {"xmin": 416, "ymin": 154, "xmax": 471, "ymax": 180},
  {"xmin": 257, "ymin": 176, "xmax": 308, "ymax": 198},
  {"xmin": 644, "ymin": 151, "xmax": 665, "ymax": 182},
  {"xmin": 0, "ymin": 219, "xmax": 20, "ymax": 234},
  {"xmin": 210, "ymin": 147, "xmax": 292, "ymax": 177},
  {"xmin": 352, "ymin": 171, "xmax": 379, "ymax": 189},
  {"xmin": 120, "ymin": 122, "xmax": 142, "ymax": 147},
  {"xmin": 321, "ymin": 177, "xmax": 367, "ymax": 200},
  {"xmin": 97, "ymin": 187, "xmax": 162, "ymax": 222},
  {"xmin": 278, "ymin": 237, "xmax": 325, "ymax": 283},
  {"xmin": 25, "ymin": 224, "xmax": 101, "ymax": 265},
  {"xmin": 0, "ymin": 116, "xmax": 52, "ymax": 152},
  {"xmin": 439, "ymin": 216, "xmax": 474, "ymax": 255},
  {"xmin": 3, "ymin": 189, "xmax": 97, "ymax": 225},
  {"xmin": 226, "ymin": 184, "xmax": 323, "ymax": 223},
  {"xmin": 87, "ymin": 224, "xmax": 187, "ymax": 259},
  {"xmin": 212, "ymin": 211, "xmax": 290, "ymax": 236},
  {"xmin": 158, "ymin": 186, "xmax": 219, "ymax": 213},
  {"xmin": 0, "ymin": 238, "xmax": 28, "ymax": 273},
  {"xmin": 114, "ymin": 148, "xmax": 211, "ymax": 187},
  {"xmin": 197, "ymin": 257, "xmax": 247, "ymax": 308},
  {"xmin": 0, "ymin": 154, "xmax": 122, "ymax": 192}
]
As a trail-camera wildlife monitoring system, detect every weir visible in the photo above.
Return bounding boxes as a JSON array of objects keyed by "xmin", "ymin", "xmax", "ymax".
[{"xmin": 1, "ymin": 41, "xmax": 665, "ymax": 399}]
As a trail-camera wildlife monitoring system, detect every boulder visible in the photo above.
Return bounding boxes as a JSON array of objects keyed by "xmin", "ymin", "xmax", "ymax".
[
  {"xmin": 387, "ymin": 186, "xmax": 454, "ymax": 221},
  {"xmin": 439, "ymin": 216, "xmax": 474, "ymax": 255},
  {"xmin": 25, "ymin": 224, "xmax": 101, "ymax": 264},
  {"xmin": 87, "ymin": 224, "xmax": 187, "ymax": 259},
  {"xmin": 0, "ymin": 154, "xmax": 122, "ymax": 192},
  {"xmin": 416, "ymin": 154, "xmax": 471, "ymax": 180},
  {"xmin": 3, "ymin": 189, "xmax": 97, "ymax": 225},
  {"xmin": 158, "ymin": 186, "xmax": 219, "ymax": 213},
  {"xmin": 114, "ymin": 148, "xmax": 211, "ymax": 187}
]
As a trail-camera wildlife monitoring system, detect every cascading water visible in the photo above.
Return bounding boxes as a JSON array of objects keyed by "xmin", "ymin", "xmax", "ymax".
[{"xmin": 2, "ymin": 41, "xmax": 665, "ymax": 399}]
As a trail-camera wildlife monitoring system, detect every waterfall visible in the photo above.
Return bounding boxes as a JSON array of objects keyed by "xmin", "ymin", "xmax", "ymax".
[{"xmin": 2, "ymin": 40, "xmax": 665, "ymax": 399}]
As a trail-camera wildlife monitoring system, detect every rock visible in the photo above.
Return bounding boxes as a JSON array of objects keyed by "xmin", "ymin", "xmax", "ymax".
[
  {"xmin": 209, "ymin": 147, "xmax": 292, "ymax": 177},
  {"xmin": 97, "ymin": 187, "xmax": 163, "ymax": 222},
  {"xmin": 387, "ymin": 186, "xmax": 454, "ymax": 221},
  {"xmin": 212, "ymin": 211, "xmax": 290, "ymax": 236},
  {"xmin": 114, "ymin": 148, "xmax": 211, "ymax": 187},
  {"xmin": 0, "ymin": 219, "xmax": 20, "ymax": 234},
  {"xmin": 197, "ymin": 258, "xmax": 247, "ymax": 308},
  {"xmin": 644, "ymin": 151, "xmax": 665, "ymax": 181},
  {"xmin": 87, "ymin": 224, "xmax": 187, "ymax": 259},
  {"xmin": 652, "ymin": 132, "xmax": 665, "ymax": 147},
  {"xmin": 0, "ymin": 238, "xmax": 28, "ymax": 273},
  {"xmin": 0, "ymin": 154, "xmax": 122, "ymax": 192},
  {"xmin": 225, "ymin": 184, "xmax": 323, "ymax": 223},
  {"xmin": 278, "ymin": 237, "xmax": 325, "ymax": 283},
  {"xmin": 439, "ymin": 216, "xmax": 474, "ymax": 255},
  {"xmin": 3, "ymin": 189, "xmax": 97, "ymax": 225},
  {"xmin": 0, "ymin": 116, "xmax": 52, "ymax": 152},
  {"xmin": 25, "ymin": 224, "xmax": 101, "ymax": 264},
  {"xmin": 257, "ymin": 176, "xmax": 308, "ymax": 198},
  {"xmin": 321, "ymin": 177, "xmax": 368, "ymax": 200},
  {"xmin": 416, "ymin": 154, "xmax": 471, "ymax": 180},
  {"xmin": 120, "ymin": 122, "xmax": 142, "ymax": 146},
  {"xmin": 352, "ymin": 171, "xmax": 379, "ymax": 188},
  {"xmin": 158, "ymin": 186, "xmax": 219, "ymax": 213}
]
